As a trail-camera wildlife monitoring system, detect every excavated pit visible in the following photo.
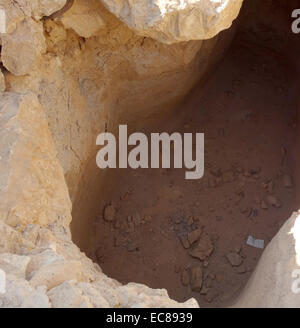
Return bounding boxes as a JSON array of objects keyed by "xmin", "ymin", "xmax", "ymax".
[{"xmin": 67, "ymin": 0, "xmax": 300, "ymax": 307}]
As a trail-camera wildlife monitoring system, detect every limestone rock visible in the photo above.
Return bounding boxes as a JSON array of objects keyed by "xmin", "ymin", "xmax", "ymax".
[
  {"xmin": 0, "ymin": 253, "xmax": 30, "ymax": 279},
  {"xmin": 33, "ymin": 0, "xmax": 67, "ymax": 19},
  {"xmin": 226, "ymin": 252, "xmax": 243, "ymax": 267},
  {"xmin": 61, "ymin": 0, "xmax": 106, "ymax": 38},
  {"xmin": 0, "ymin": 275, "xmax": 50, "ymax": 308},
  {"xmin": 0, "ymin": 92, "xmax": 72, "ymax": 229},
  {"xmin": 47, "ymin": 281, "xmax": 92, "ymax": 308},
  {"xmin": 1, "ymin": 19, "xmax": 46, "ymax": 76},
  {"xmin": 188, "ymin": 228, "xmax": 202, "ymax": 245},
  {"xmin": 77, "ymin": 282, "xmax": 110, "ymax": 308},
  {"xmin": 116, "ymin": 283, "xmax": 198, "ymax": 308},
  {"xmin": 189, "ymin": 232, "xmax": 214, "ymax": 260},
  {"xmin": 29, "ymin": 259, "xmax": 83, "ymax": 289},
  {"xmin": 100, "ymin": 0, "xmax": 243, "ymax": 43},
  {"xmin": 91, "ymin": 280, "xmax": 121, "ymax": 307}
]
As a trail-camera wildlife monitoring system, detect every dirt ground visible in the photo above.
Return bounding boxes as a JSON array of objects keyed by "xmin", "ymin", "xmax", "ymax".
[{"xmin": 88, "ymin": 29, "xmax": 298, "ymax": 307}]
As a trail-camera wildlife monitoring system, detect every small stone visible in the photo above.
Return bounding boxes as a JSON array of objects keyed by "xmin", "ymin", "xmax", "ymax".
[
  {"xmin": 203, "ymin": 261, "xmax": 209, "ymax": 268},
  {"xmin": 179, "ymin": 234, "xmax": 190, "ymax": 249},
  {"xmin": 181, "ymin": 269, "xmax": 190, "ymax": 286},
  {"xmin": 266, "ymin": 195, "xmax": 282, "ymax": 208},
  {"xmin": 189, "ymin": 233, "xmax": 214, "ymax": 261},
  {"xmin": 190, "ymin": 266, "xmax": 203, "ymax": 292},
  {"xmin": 187, "ymin": 228, "xmax": 202, "ymax": 245},
  {"xmin": 103, "ymin": 204, "xmax": 116, "ymax": 222},
  {"xmin": 226, "ymin": 252, "xmax": 243, "ymax": 267},
  {"xmin": 187, "ymin": 216, "xmax": 194, "ymax": 226}
]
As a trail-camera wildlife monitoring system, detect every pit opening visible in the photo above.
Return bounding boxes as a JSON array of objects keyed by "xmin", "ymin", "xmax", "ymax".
[{"xmin": 70, "ymin": 0, "xmax": 300, "ymax": 307}]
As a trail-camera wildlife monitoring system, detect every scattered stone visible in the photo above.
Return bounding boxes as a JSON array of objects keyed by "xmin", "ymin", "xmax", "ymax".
[
  {"xmin": 179, "ymin": 234, "xmax": 190, "ymax": 249},
  {"xmin": 181, "ymin": 269, "xmax": 190, "ymax": 286},
  {"xmin": 187, "ymin": 228, "xmax": 202, "ymax": 245},
  {"xmin": 187, "ymin": 216, "xmax": 194, "ymax": 226},
  {"xmin": 190, "ymin": 266, "xmax": 203, "ymax": 292},
  {"xmin": 226, "ymin": 252, "xmax": 243, "ymax": 267},
  {"xmin": 282, "ymin": 174, "xmax": 293, "ymax": 188},
  {"xmin": 103, "ymin": 204, "xmax": 116, "ymax": 222},
  {"xmin": 266, "ymin": 195, "xmax": 282, "ymax": 208},
  {"xmin": 203, "ymin": 261, "xmax": 209, "ymax": 268},
  {"xmin": 189, "ymin": 233, "xmax": 214, "ymax": 261}
]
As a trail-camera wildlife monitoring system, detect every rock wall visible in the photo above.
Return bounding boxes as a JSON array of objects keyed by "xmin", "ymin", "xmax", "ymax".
[{"xmin": 101, "ymin": 0, "xmax": 243, "ymax": 44}]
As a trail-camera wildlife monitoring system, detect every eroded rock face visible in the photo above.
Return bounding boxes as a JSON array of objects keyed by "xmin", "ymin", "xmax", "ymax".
[
  {"xmin": 1, "ymin": 18, "xmax": 46, "ymax": 76},
  {"xmin": 0, "ymin": 93, "xmax": 72, "ymax": 228},
  {"xmin": 100, "ymin": 0, "xmax": 244, "ymax": 43},
  {"xmin": 61, "ymin": 0, "xmax": 106, "ymax": 38}
]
